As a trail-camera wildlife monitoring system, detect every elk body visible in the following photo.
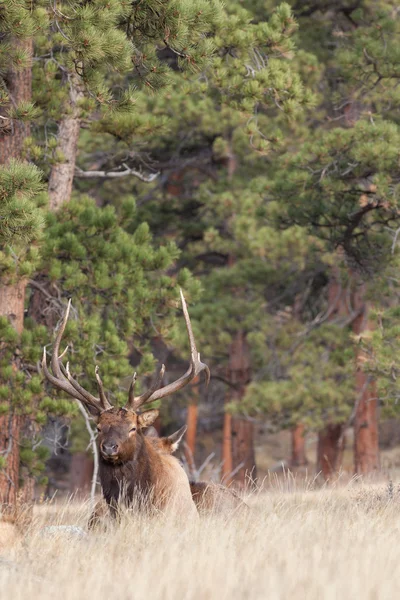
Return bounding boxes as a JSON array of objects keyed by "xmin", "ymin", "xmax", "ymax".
[
  {"xmin": 42, "ymin": 291, "xmax": 209, "ymax": 520},
  {"xmin": 147, "ymin": 427, "xmax": 249, "ymax": 515}
]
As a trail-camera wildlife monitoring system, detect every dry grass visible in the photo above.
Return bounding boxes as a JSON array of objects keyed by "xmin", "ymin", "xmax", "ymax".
[{"xmin": 1, "ymin": 478, "xmax": 400, "ymax": 599}]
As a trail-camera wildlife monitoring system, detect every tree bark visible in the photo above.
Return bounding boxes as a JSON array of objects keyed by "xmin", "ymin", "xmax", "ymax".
[
  {"xmin": 69, "ymin": 452, "xmax": 94, "ymax": 498},
  {"xmin": 0, "ymin": 281, "xmax": 26, "ymax": 505},
  {"xmin": 48, "ymin": 75, "xmax": 84, "ymax": 211},
  {"xmin": 0, "ymin": 39, "xmax": 33, "ymax": 506},
  {"xmin": 290, "ymin": 424, "xmax": 308, "ymax": 468},
  {"xmin": 352, "ymin": 284, "xmax": 380, "ymax": 475},
  {"xmin": 316, "ymin": 272, "xmax": 348, "ymax": 479},
  {"xmin": 184, "ymin": 376, "xmax": 199, "ymax": 475},
  {"xmin": 226, "ymin": 331, "xmax": 256, "ymax": 488},
  {"xmin": 222, "ymin": 411, "xmax": 233, "ymax": 482},
  {"xmin": 0, "ymin": 39, "xmax": 32, "ymax": 162},
  {"xmin": 316, "ymin": 424, "xmax": 345, "ymax": 480}
]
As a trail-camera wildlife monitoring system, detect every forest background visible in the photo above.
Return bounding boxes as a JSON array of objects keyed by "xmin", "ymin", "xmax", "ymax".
[{"xmin": 1, "ymin": 0, "xmax": 400, "ymax": 505}]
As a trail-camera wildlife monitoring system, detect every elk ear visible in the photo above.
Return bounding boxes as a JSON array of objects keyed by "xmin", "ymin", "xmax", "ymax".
[
  {"xmin": 144, "ymin": 426, "xmax": 159, "ymax": 438},
  {"xmin": 137, "ymin": 409, "xmax": 159, "ymax": 429},
  {"xmin": 168, "ymin": 425, "xmax": 187, "ymax": 453}
]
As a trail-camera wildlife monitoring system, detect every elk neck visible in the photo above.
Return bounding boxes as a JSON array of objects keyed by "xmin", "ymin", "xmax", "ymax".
[{"xmin": 98, "ymin": 432, "xmax": 167, "ymax": 507}]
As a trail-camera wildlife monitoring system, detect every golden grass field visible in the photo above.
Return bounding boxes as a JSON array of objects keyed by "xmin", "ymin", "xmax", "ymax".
[{"xmin": 1, "ymin": 477, "xmax": 400, "ymax": 600}]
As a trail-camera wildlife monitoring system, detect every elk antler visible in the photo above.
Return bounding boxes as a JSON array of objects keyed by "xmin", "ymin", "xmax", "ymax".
[
  {"xmin": 41, "ymin": 299, "xmax": 112, "ymax": 413},
  {"xmin": 126, "ymin": 289, "xmax": 210, "ymax": 411}
]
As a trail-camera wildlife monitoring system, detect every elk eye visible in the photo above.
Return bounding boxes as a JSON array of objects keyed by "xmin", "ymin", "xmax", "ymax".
[{"xmin": 130, "ymin": 427, "xmax": 136, "ymax": 433}]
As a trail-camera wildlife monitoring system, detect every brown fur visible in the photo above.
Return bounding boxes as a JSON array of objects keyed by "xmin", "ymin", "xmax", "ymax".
[
  {"xmin": 189, "ymin": 481, "xmax": 248, "ymax": 515},
  {"xmin": 0, "ymin": 502, "xmax": 32, "ymax": 550},
  {"xmin": 146, "ymin": 428, "xmax": 248, "ymax": 515},
  {"xmin": 89, "ymin": 425, "xmax": 247, "ymax": 527},
  {"xmin": 93, "ymin": 407, "xmax": 197, "ymax": 522}
]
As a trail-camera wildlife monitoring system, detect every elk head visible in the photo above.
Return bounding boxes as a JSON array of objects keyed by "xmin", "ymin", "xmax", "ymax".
[{"xmin": 42, "ymin": 290, "xmax": 210, "ymax": 465}]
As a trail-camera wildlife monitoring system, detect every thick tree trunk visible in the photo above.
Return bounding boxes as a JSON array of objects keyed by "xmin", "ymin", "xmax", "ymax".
[
  {"xmin": 290, "ymin": 424, "xmax": 308, "ymax": 468},
  {"xmin": 184, "ymin": 376, "xmax": 199, "ymax": 475},
  {"xmin": 0, "ymin": 39, "xmax": 32, "ymax": 162},
  {"xmin": 352, "ymin": 285, "xmax": 380, "ymax": 475},
  {"xmin": 231, "ymin": 417, "xmax": 256, "ymax": 486},
  {"xmin": 48, "ymin": 76, "xmax": 84, "ymax": 211},
  {"xmin": 225, "ymin": 332, "xmax": 256, "ymax": 488},
  {"xmin": 316, "ymin": 272, "xmax": 348, "ymax": 479},
  {"xmin": 70, "ymin": 453, "xmax": 94, "ymax": 498},
  {"xmin": 316, "ymin": 424, "xmax": 345, "ymax": 480},
  {"xmin": 0, "ymin": 281, "xmax": 26, "ymax": 505},
  {"xmin": 0, "ymin": 39, "xmax": 35, "ymax": 507},
  {"xmin": 222, "ymin": 411, "xmax": 233, "ymax": 482}
]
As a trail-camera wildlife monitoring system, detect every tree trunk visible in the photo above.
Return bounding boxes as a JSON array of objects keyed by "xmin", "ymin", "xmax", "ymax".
[
  {"xmin": 352, "ymin": 284, "xmax": 380, "ymax": 475},
  {"xmin": 222, "ymin": 411, "xmax": 233, "ymax": 482},
  {"xmin": 184, "ymin": 376, "xmax": 199, "ymax": 475},
  {"xmin": 316, "ymin": 272, "xmax": 348, "ymax": 479},
  {"xmin": 231, "ymin": 417, "xmax": 256, "ymax": 486},
  {"xmin": 0, "ymin": 281, "xmax": 26, "ymax": 505},
  {"xmin": 70, "ymin": 453, "xmax": 94, "ymax": 498},
  {"xmin": 48, "ymin": 75, "xmax": 84, "ymax": 211},
  {"xmin": 225, "ymin": 331, "xmax": 256, "ymax": 488},
  {"xmin": 290, "ymin": 424, "xmax": 308, "ymax": 468},
  {"xmin": 0, "ymin": 37, "xmax": 34, "ymax": 507},
  {"xmin": 0, "ymin": 39, "xmax": 32, "ymax": 162},
  {"xmin": 316, "ymin": 424, "xmax": 345, "ymax": 480}
]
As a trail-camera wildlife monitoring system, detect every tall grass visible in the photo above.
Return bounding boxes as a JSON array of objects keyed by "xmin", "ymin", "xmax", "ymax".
[{"xmin": 1, "ymin": 480, "xmax": 400, "ymax": 599}]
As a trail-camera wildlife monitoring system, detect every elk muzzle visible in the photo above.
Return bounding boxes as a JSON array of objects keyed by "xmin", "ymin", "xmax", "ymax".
[{"xmin": 101, "ymin": 441, "xmax": 120, "ymax": 460}]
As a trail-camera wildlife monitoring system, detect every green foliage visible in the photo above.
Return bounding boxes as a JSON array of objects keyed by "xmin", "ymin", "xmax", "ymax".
[
  {"xmin": 4, "ymin": 0, "xmax": 400, "ymax": 482},
  {"xmin": 39, "ymin": 195, "xmax": 199, "ymax": 404},
  {"xmin": 0, "ymin": 160, "xmax": 45, "ymax": 285},
  {"xmin": 237, "ymin": 324, "xmax": 354, "ymax": 430},
  {"xmin": 274, "ymin": 119, "xmax": 400, "ymax": 271}
]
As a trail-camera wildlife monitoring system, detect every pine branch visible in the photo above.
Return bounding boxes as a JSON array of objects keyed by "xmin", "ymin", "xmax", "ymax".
[{"xmin": 74, "ymin": 164, "xmax": 159, "ymax": 182}]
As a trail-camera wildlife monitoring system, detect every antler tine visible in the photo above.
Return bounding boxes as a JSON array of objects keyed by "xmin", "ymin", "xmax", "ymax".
[
  {"xmin": 95, "ymin": 366, "xmax": 112, "ymax": 410},
  {"xmin": 51, "ymin": 299, "xmax": 72, "ymax": 382},
  {"xmin": 42, "ymin": 347, "xmax": 87, "ymax": 404},
  {"xmin": 127, "ymin": 372, "xmax": 138, "ymax": 408},
  {"xmin": 42, "ymin": 300, "xmax": 109, "ymax": 413},
  {"xmin": 129, "ymin": 289, "xmax": 210, "ymax": 410},
  {"xmin": 58, "ymin": 361, "xmax": 105, "ymax": 412},
  {"xmin": 128, "ymin": 364, "xmax": 166, "ymax": 411},
  {"xmin": 180, "ymin": 288, "xmax": 210, "ymax": 386}
]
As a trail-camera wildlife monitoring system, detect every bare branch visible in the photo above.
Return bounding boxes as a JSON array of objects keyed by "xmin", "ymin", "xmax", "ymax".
[
  {"xmin": 74, "ymin": 163, "xmax": 159, "ymax": 183},
  {"xmin": 75, "ymin": 401, "xmax": 99, "ymax": 508}
]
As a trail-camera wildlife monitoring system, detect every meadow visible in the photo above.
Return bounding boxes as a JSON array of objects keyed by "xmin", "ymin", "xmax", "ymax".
[{"xmin": 1, "ymin": 479, "xmax": 400, "ymax": 600}]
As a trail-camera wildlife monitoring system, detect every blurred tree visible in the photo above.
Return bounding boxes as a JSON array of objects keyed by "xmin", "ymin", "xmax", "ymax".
[
  {"xmin": 271, "ymin": 0, "xmax": 400, "ymax": 476},
  {"xmin": 81, "ymin": 2, "xmax": 315, "ymax": 486}
]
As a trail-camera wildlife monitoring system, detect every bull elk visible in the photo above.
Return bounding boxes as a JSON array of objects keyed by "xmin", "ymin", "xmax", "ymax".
[{"xmin": 42, "ymin": 290, "xmax": 209, "ymax": 519}]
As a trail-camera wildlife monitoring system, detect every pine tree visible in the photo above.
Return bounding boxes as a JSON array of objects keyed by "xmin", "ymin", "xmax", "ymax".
[
  {"xmin": 0, "ymin": 1, "xmax": 46, "ymax": 504},
  {"xmin": 79, "ymin": 2, "xmax": 315, "ymax": 485},
  {"xmin": 269, "ymin": 0, "xmax": 400, "ymax": 476},
  {"xmin": 0, "ymin": 0, "xmax": 222, "ymax": 504}
]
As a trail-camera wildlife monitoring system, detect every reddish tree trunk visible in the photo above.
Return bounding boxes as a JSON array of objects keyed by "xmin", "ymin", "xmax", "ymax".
[
  {"xmin": 222, "ymin": 411, "xmax": 233, "ymax": 482},
  {"xmin": 291, "ymin": 424, "xmax": 308, "ymax": 468},
  {"xmin": 0, "ymin": 38, "xmax": 35, "ymax": 506},
  {"xmin": 316, "ymin": 424, "xmax": 345, "ymax": 480},
  {"xmin": 225, "ymin": 332, "xmax": 256, "ymax": 488},
  {"xmin": 0, "ymin": 281, "xmax": 26, "ymax": 505},
  {"xmin": 316, "ymin": 272, "xmax": 348, "ymax": 479},
  {"xmin": 352, "ymin": 285, "xmax": 380, "ymax": 475},
  {"xmin": 0, "ymin": 39, "xmax": 32, "ymax": 162},
  {"xmin": 70, "ymin": 453, "xmax": 94, "ymax": 497},
  {"xmin": 184, "ymin": 376, "xmax": 199, "ymax": 475}
]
